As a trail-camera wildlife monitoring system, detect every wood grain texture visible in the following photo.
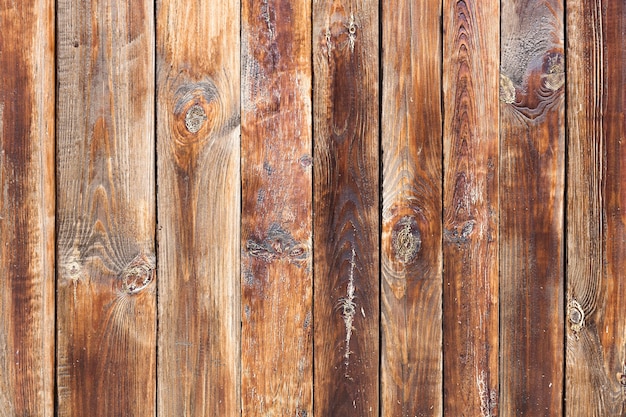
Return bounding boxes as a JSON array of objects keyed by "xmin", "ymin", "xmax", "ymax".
[
  {"xmin": 442, "ymin": 1, "xmax": 499, "ymax": 416},
  {"xmin": 241, "ymin": 0, "xmax": 313, "ymax": 416},
  {"xmin": 56, "ymin": 0, "xmax": 156, "ymax": 415},
  {"xmin": 566, "ymin": 1, "xmax": 626, "ymax": 415},
  {"xmin": 313, "ymin": 1, "xmax": 379, "ymax": 415},
  {"xmin": 381, "ymin": 0, "xmax": 442, "ymax": 415},
  {"xmin": 0, "ymin": 0, "xmax": 55, "ymax": 415},
  {"xmin": 156, "ymin": 0, "xmax": 240, "ymax": 415},
  {"xmin": 499, "ymin": 0, "xmax": 564, "ymax": 415}
]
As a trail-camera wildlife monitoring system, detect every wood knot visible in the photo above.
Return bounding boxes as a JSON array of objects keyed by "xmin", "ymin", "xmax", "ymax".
[
  {"xmin": 391, "ymin": 216, "xmax": 421, "ymax": 264},
  {"xmin": 120, "ymin": 253, "xmax": 156, "ymax": 294},
  {"xmin": 185, "ymin": 104, "xmax": 207, "ymax": 133},
  {"xmin": 444, "ymin": 220, "xmax": 475, "ymax": 245},
  {"xmin": 246, "ymin": 224, "xmax": 309, "ymax": 267},
  {"xmin": 500, "ymin": 73, "xmax": 515, "ymax": 104},
  {"xmin": 543, "ymin": 51, "xmax": 564, "ymax": 91},
  {"xmin": 568, "ymin": 299, "xmax": 585, "ymax": 334}
]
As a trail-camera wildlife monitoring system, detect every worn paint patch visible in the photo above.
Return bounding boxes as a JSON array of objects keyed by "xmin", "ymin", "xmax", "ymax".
[
  {"xmin": 500, "ymin": 73, "xmax": 515, "ymax": 104},
  {"xmin": 477, "ymin": 370, "xmax": 497, "ymax": 417},
  {"xmin": 338, "ymin": 247, "xmax": 357, "ymax": 377},
  {"xmin": 543, "ymin": 52, "xmax": 564, "ymax": 91}
]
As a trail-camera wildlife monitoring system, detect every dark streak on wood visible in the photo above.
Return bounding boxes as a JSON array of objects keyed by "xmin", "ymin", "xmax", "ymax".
[
  {"xmin": 0, "ymin": 0, "xmax": 55, "ymax": 415},
  {"xmin": 314, "ymin": 1, "xmax": 379, "ymax": 416},
  {"xmin": 500, "ymin": 0, "xmax": 564, "ymax": 415}
]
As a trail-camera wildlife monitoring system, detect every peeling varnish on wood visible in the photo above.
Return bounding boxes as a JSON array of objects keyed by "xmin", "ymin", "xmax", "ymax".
[
  {"xmin": 543, "ymin": 52, "xmax": 564, "ymax": 91},
  {"xmin": 477, "ymin": 370, "xmax": 497, "ymax": 417},
  {"xmin": 346, "ymin": 13, "xmax": 357, "ymax": 53},
  {"xmin": 500, "ymin": 73, "xmax": 515, "ymax": 104},
  {"xmin": 339, "ymin": 246, "xmax": 357, "ymax": 377}
]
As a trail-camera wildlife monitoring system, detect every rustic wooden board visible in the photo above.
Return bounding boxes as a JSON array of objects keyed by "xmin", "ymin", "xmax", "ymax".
[
  {"xmin": 566, "ymin": 1, "xmax": 626, "ymax": 415},
  {"xmin": 313, "ymin": 1, "xmax": 379, "ymax": 415},
  {"xmin": 156, "ymin": 0, "xmax": 240, "ymax": 415},
  {"xmin": 55, "ymin": 0, "xmax": 156, "ymax": 415},
  {"xmin": 442, "ymin": 1, "xmax": 500, "ymax": 416},
  {"xmin": 240, "ymin": 0, "xmax": 313, "ymax": 416},
  {"xmin": 381, "ymin": 0, "xmax": 443, "ymax": 415},
  {"xmin": 499, "ymin": 0, "xmax": 565, "ymax": 414},
  {"xmin": 0, "ymin": 0, "xmax": 55, "ymax": 415}
]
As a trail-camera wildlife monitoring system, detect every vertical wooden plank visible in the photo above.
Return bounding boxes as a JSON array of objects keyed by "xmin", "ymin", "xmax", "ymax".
[
  {"xmin": 240, "ymin": 1, "xmax": 312, "ymax": 415},
  {"xmin": 0, "ymin": 0, "xmax": 54, "ymax": 415},
  {"xmin": 442, "ymin": 0, "xmax": 499, "ymax": 416},
  {"xmin": 156, "ymin": 0, "xmax": 240, "ymax": 415},
  {"xmin": 566, "ymin": 0, "xmax": 626, "ymax": 414},
  {"xmin": 499, "ymin": 0, "xmax": 565, "ymax": 414},
  {"xmin": 381, "ymin": 0, "xmax": 442, "ymax": 415},
  {"xmin": 56, "ymin": 0, "xmax": 156, "ymax": 415},
  {"xmin": 313, "ymin": 1, "xmax": 379, "ymax": 415}
]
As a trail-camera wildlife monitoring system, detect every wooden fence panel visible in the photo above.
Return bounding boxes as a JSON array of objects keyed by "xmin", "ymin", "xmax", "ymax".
[
  {"xmin": 500, "ymin": 0, "xmax": 565, "ymax": 414},
  {"xmin": 0, "ymin": 0, "xmax": 55, "ymax": 415},
  {"xmin": 240, "ymin": 0, "xmax": 313, "ymax": 415},
  {"xmin": 566, "ymin": 0, "xmax": 626, "ymax": 415},
  {"xmin": 313, "ymin": 0, "xmax": 380, "ymax": 415},
  {"xmin": 381, "ymin": 0, "xmax": 443, "ymax": 415},
  {"xmin": 442, "ymin": 0, "xmax": 500, "ymax": 415},
  {"xmin": 156, "ymin": 0, "xmax": 241, "ymax": 415},
  {"xmin": 56, "ymin": 0, "xmax": 156, "ymax": 415}
]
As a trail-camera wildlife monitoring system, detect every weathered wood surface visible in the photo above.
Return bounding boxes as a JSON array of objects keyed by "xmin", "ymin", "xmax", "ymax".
[
  {"xmin": 500, "ymin": 0, "xmax": 565, "ymax": 415},
  {"xmin": 313, "ymin": 1, "xmax": 380, "ymax": 415},
  {"xmin": 442, "ymin": 0, "xmax": 500, "ymax": 416},
  {"xmin": 566, "ymin": 0, "xmax": 626, "ymax": 415},
  {"xmin": 381, "ymin": 0, "xmax": 443, "ymax": 415},
  {"xmin": 156, "ymin": 0, "xmax": 240, "ymax": 415},
  {"xmin": 0, "ymin": 0, "xmax": 55, "ymax": 415},
  {"xmin": 56, "ymin": 0, "xmax": 156, "ymax": 415},
  {"xmin": 241, "ymin": 0, "xmax": 313, "ymax": 415}
]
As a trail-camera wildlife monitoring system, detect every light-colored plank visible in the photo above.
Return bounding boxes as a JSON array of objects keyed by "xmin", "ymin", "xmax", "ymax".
[
  {"xmin": 313, "ymin": 1, "xmax": 379, "ymax": 415},
  {"xmin": 156, "ymin": 0, "xmax": 240, "ymax": 415},
  {"xmin": 240, "ymin": 0, "xmax": 313, "ymax": 416},
  {"xmin": 56, "ymin": 0, "xmax": 156, "ymax": 415},
  {"xmin": 381, "ymin": 0, "xmax": 443, "ymax": 414},
  {"xmin": 442, "ymin": 0, "xmax": 500, "ymax": 415},
  {"xmin": 566, "ymin": 1, "xmax": 626, "ymax": 415},
  {"xmin": 0, "ymin": 0, "xmax": 55, "ymax": 415},
  {"xmin": 499, "ymin": 0, "xmax": 565, "ymax": 414}
]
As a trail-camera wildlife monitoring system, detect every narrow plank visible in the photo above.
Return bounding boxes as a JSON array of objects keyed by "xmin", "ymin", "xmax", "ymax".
[
  {"xmin": 566, "ymin": 1, "xmax": 626, "ymax": 414},
  {"xmin": 313, "ymin": 1, "xmax": 379, "ymax": 415},
  {"xmin": 56, "ymin": 0, "xmax": 156, "ymax": 415},
  {"xmin": 442, "ymin": 0, "xmax": 500, "ymax": 415},
  {"xmin": 240, "ymin": 1, "xmax": 312, "ymax": 416},
  {"xmin": 0, "ymin": 0, "xmax": 55, "ymax": 415},
  {"xmin": 381, "ymin": 0, "xmax": 443, "ymax": 415},
  {"xmin": 499, "ymin": 0, "xmax": 565, "ymax": 414},
  {"xmin": 156, "ymin": 0, "xmax": 240, "ymax": 415}
]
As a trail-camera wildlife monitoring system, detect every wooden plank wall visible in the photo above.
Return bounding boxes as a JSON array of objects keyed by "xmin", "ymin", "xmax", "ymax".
[{"xmin": 1, "ymin": 0, "xmax": 626, "ymax": 416}]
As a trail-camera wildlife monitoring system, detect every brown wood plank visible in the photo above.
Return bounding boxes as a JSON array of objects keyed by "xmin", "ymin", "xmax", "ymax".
[
  {"xmin": 156, "ymin": 0, "xmax": 240, "ymax": 415},
  {"xmin": 240, "ymin": 1, "xmax": 313, "ymax": 415},
  {"xmin": 566, "ymin": 1, "xmax": 626, "ymax": 415},
  {"xmin": 499, "ymin": 0, "xmax": 565, "ymax": 414},
  {"xmin": 0, "ymin": 0, "xmax": 55, "ymax": 415},
  {"xmin": 55, "ymin": 0, "xmax": 156, "ymax": 415},
  {"xmin": 381, "ymin": 0, "xmax": 443, "ymax": 415},
  {"xmin": 442, "ymin": 0, "xmax": 500, "ymax": 416},
  {"xmin": 313, "ymin": 1, "xmax": 379, "ymax": 415}
]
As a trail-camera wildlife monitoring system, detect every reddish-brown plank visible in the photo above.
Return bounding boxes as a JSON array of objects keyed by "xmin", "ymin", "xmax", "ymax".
[
  {"xmin": 499, "ymin": 0, "xmax": 565, "ymax": 414},
  {"xmin": 0, "ymin": 0, "xmax": 55, "ymax": 415},
  {"xmin": 313, "ymin": 1, "xmax": 379, "ymax": 415},
  {"xmin": 56, "ymin": 0, "xmax": 156, "ymax": 415},
  {"xmin": 240, "ymin": 0, "xmax": 312, "ymax": 415},
  {"xmin": 381, "ymin": 0, "xmax": 443, "ymax": 415},
  {"xmin": 566, "ymin": 0, "xmax": 626, "ymax": 415},
  {"xmin": 442, "ymin": 0, "xmax": 500, "ymax": 415},
  {"xmin": 156, "ymin": 0, "xmax": 241, "ymax": 415}
]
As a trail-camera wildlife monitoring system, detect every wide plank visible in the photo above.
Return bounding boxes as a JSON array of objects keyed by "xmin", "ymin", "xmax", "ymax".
[
  {"xmin": 566, "ymin": 0, "xmax": 626, "ymax": 415},
  {"xmin": 499, "ymin": 0, "xmax": 565, "ymax": 414},
  {"xmin": 381, "ymin": 0, "xmax": 443, "ymax": 415},
  {"xmin": 240, "ymin": 0, "xmax": 313, "ymax": 416},
  {"xmin": 442, "ymin": 0, "xmax": 500, "ymax": 415},
  {"xmin": 313, "ymin": 1, "xmax": 379, "ymax": 415},
  {"xmin": 55, "ymin": 0, "xmax": 156, "ymax": 415},
  {"xmin": 156, "ymin": 0, "xmax": 240, "ymax": 415},
  {"xmin": 0, "ymin": 0, "xmax": 55, "ymax": 415}
]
